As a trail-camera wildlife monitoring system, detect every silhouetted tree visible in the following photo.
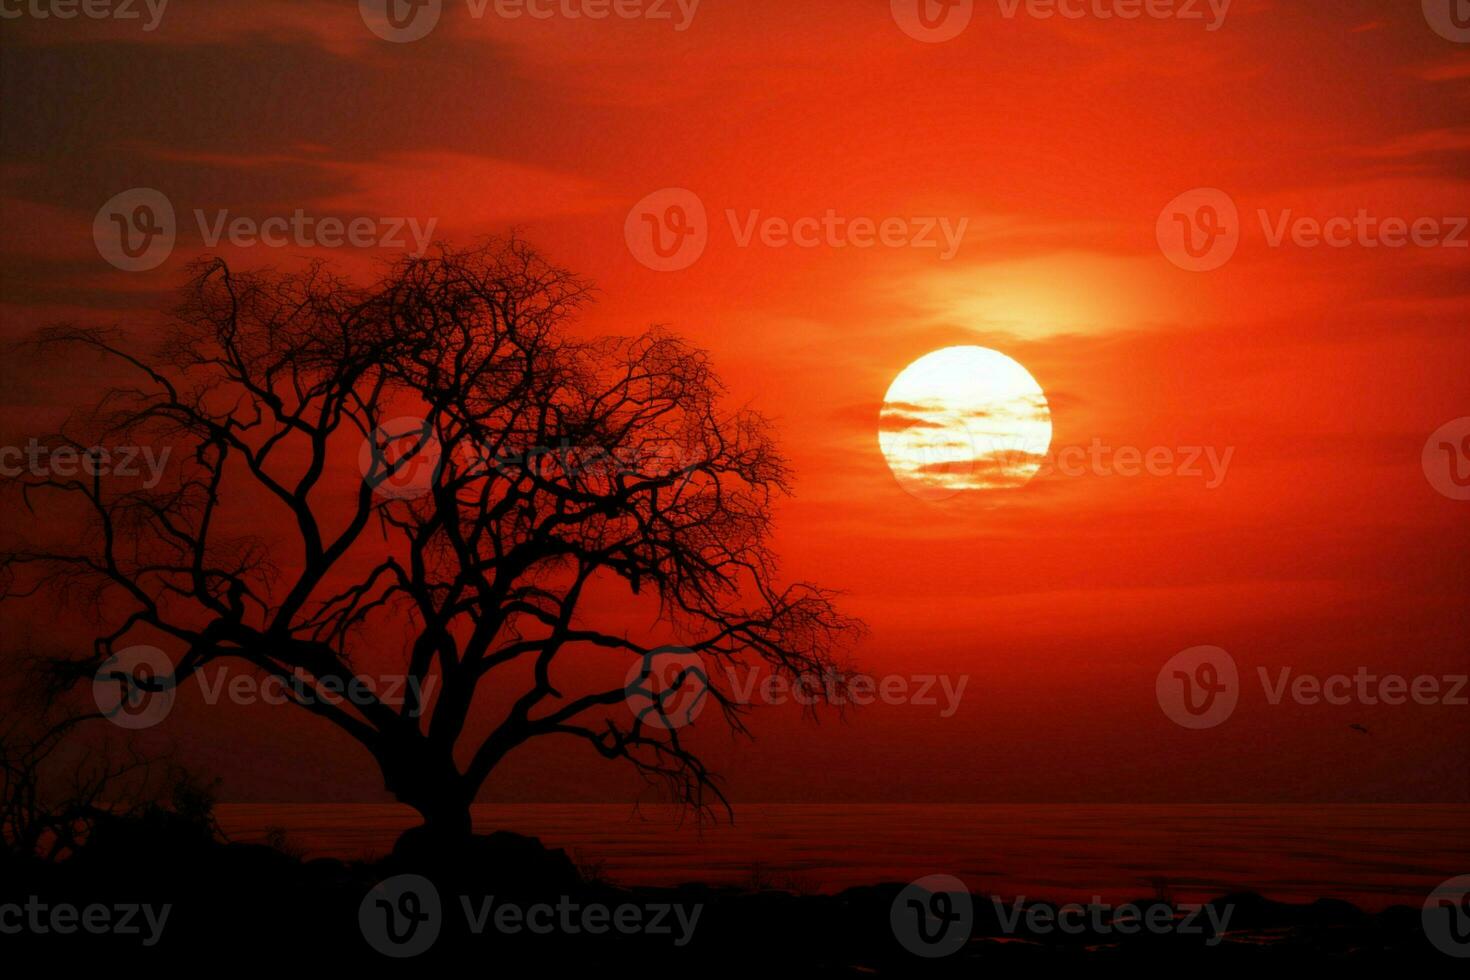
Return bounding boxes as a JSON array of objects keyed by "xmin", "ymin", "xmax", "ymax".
[
  {"xmin": 1, "ymin": 709, "xmax": 127, "ymax": 861},
  {"xmin": 0, "ymin": 681, "xmax": 217, "ymax": 863},
  {"xmin": 0, "ymin": 240, "xmax": 858, "ymax": 848}
]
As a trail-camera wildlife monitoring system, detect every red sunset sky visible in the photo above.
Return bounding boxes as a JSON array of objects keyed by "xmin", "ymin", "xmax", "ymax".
[{"xmin": 1, "ymin": 0, "xmax": 1466, "ymax": 806}]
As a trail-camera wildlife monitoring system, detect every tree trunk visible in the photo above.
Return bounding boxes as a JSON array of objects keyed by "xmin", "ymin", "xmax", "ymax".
[
  {"xmin": 375, "ymin": 740, "xmax": 475, "ymax": 862},
  {"xmin": 393, "ymin": 795, "xmax": 474, "ymax": 864},
  {"xmin": 413, "ymin": 795, "xmax": 473, "ymax": 840}
]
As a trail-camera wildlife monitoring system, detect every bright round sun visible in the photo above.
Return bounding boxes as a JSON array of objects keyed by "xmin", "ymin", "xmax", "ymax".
[{"xmin": 879, "ymin": 346, "xmax": 1052, "ymax": 500}]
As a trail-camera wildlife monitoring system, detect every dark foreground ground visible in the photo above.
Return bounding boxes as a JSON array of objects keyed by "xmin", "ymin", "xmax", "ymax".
[{"xmin": 1, "ymin": 811, "xmax": 1461, "ymax": 972}]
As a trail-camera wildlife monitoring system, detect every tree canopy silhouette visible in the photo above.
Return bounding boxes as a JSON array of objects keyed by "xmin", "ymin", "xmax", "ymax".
[{"xmin": 0, "ymin": 240, "xmax": 859, "ymax": 846}]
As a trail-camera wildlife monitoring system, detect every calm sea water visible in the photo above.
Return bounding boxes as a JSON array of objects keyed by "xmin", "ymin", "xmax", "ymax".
[{"xmin": 214, "ymin": 803, "xmax": 1469, "ymax": 911}]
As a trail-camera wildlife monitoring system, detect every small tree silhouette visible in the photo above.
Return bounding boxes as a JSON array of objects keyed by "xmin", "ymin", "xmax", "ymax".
[{"xmin": 0, "ymin": 240, "xmax": 858, "ymax": 848}]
